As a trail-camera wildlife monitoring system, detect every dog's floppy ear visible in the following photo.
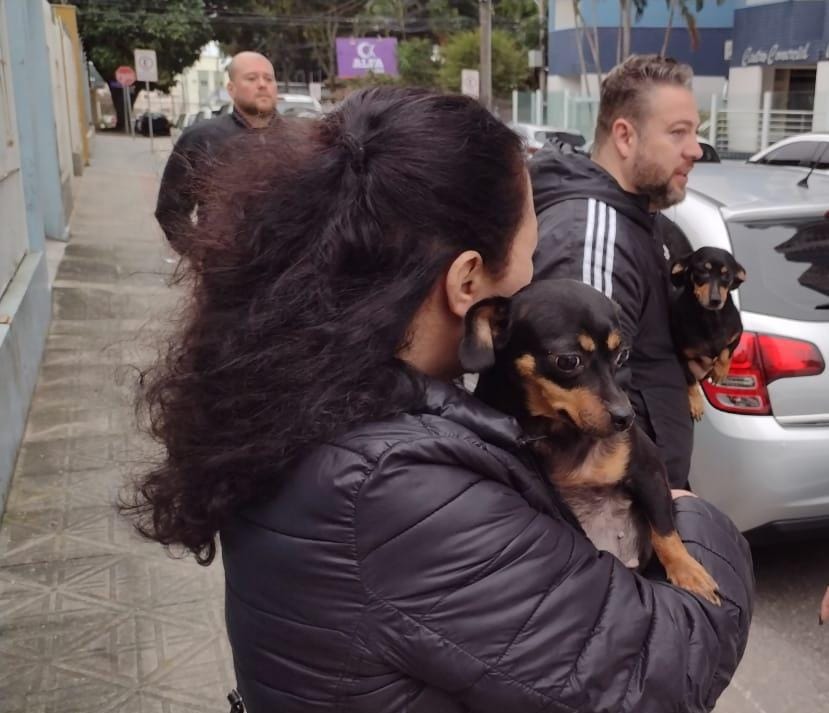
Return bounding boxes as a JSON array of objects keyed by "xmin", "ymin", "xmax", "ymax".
[
  {"xmin": 459, "ymin": 296, "xmax": 513, "ymax": 373},
  {"xmin": 670, "ymin": 254, "xmax": 691, "ymax": 287},
  {"xmin": 731, "ymin": 261, "xmax": 747, "ymax": 290}
]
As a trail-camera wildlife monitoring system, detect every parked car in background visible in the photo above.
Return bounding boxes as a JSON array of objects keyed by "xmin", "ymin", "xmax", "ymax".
[
  {"xmin": 748, "ymin": 133, "xmax": 829, "ymax": 174},
  {"xmin": 134, "ymin": 112, "xmax": 171, "ymax": 137},
  {"xmin": 217, "ymin": 93, "xmax": 323, "ymax": 119},
  {"xmin": 277, "ymin": 93, "xmax": 323, "ymax": 117},
  {"xmin": 664, "ymin": 162, "xmax": 829, "ymax": 541},
  {"xmin": 509, "ymin": 122, "xmax": 570, "ymax": 155}
]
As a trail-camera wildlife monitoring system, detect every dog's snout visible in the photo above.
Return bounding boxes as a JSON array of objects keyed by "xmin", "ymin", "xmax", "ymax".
[
  {"xmin": 609, "ymin": 405, "xmax": 634, "ymax": 432},
  {"xmin": 708, "ymin": 293, "xmax": 721, "ymax": 307}
]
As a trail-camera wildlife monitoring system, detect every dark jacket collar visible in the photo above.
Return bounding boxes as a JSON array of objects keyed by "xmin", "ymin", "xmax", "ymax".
[
  {"xmin": 231, "ymin": 107, "xmax": 278, "ymax": 130},
  {"xmin": 530, "ymin": 140, "xmax": 653, "ymax": 232},
  {"xmin": 414, "ymin": 374, "xmax": 526, "ymax": 452}
]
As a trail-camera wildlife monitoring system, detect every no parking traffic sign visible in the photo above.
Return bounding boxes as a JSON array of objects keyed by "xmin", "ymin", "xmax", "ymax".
[{"xmin": 134, "ymin": 49, "xmax": 158, "ymax": 83}]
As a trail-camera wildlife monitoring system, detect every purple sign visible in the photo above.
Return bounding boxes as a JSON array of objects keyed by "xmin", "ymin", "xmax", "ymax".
[{"xmin": 336, "ymin": 37, "xmax": 399, "ymax": 79}]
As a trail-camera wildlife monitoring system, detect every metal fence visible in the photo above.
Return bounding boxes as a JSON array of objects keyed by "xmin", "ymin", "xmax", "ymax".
[{"xmin": 513, "ymin": 89, "xmax": 824, "ymax": 157}]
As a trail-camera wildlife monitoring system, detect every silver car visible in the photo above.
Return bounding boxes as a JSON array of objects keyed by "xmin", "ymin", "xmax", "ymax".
[{"xmin": 664, "ymin": 163, "xmax": 829, "ymax": 538}]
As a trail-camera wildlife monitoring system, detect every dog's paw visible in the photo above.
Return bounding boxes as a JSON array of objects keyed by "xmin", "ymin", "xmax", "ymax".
[
  {"xmin": 710, "ymin": 351, "xmax": 732, "ymax": 384},
  {"xmin": 666, "ymin": 557, "xmax": 721, "ymax": 606},
  {"xmin": 688, "ymin": 384, "xmax": 705, "ymax": 421}
]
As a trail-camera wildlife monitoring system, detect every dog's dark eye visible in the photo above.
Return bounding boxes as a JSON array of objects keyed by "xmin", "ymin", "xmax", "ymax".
[
  {"xmin": 615, "ymin": 348, "xmax": 631, "ymax": 367},
  {"xmin": 554, "ymin": 354, "xmax": 583, "ymax": 372}
]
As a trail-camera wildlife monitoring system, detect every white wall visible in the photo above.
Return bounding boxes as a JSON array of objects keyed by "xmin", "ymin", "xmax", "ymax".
[
  {"xmin": 692, "ymin": 76, "xmax": 727, "ymax": 109},
  {"xmin": 43, "ymin": 5, "xmax": 73, "ymax": 188},
  {"xmin": 57, "ymin": 20, "xmax": 82, "ymax": 174},
  {"xmin": 0, "ymin": 0, "xmax": 27, "ymax": 299},
  {"xmin": 726, "ymin": 65, "xmax": 765, "ymax": 152},
  {"xmin": 813, "ymin": 61, "xmax": 829, "ymax": 132}
]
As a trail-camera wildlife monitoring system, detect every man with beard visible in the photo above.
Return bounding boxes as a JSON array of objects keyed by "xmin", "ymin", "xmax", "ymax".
[
  {"xmin": 155, "ymin": 51, "xmax": 279, "ymax": 255},
  {"xmin": 530, "ymin": 55, "xmax": 703, "ymax": 488}
]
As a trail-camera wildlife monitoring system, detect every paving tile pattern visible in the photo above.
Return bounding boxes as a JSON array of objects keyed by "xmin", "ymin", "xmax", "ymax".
[{"xmin": 0, "ymin": 136, "xmax": 235, "ymax": 713}]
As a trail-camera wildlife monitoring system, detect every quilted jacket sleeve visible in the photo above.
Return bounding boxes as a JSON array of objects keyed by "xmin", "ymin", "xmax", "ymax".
[{"xmin": 356, "ymin": 437, "xmax": 753, "ymax": 713}]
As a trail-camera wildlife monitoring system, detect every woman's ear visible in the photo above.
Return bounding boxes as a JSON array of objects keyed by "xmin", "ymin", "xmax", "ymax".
[
  {"xmin": 444, "ymin": 250, "xmax": 488, "ymax": 318},
  {"xmin": 459, "ymin": 297, "xmax": 513, "ymax": 373}
]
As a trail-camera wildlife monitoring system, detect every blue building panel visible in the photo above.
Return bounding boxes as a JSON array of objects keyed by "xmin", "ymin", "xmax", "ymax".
[
  {"xmin": 730, "ymin": 0, "xmax": 828, "ymax": 67},
  {"xmin": 549, "ymin": 27, "xmax": 732, "ymax": 76}
]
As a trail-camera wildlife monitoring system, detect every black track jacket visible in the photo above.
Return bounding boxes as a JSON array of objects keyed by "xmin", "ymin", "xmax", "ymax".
[{"xmin": 530, "ymin": 141, "xmax": 693, "ymax": 488}]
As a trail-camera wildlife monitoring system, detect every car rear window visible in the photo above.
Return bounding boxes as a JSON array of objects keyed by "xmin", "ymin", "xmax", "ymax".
[{"xmin": 727, "ymin": 217, "xmax": 829, "ymax": 322}]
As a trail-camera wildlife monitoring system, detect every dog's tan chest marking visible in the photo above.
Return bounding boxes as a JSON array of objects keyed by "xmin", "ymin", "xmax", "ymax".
[{"xmin": 554, "ymin": 437, "xmax": 630, "ymax": 487}]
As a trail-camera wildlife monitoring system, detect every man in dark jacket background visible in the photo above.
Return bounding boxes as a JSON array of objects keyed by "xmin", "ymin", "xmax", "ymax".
[
  {"xmin": 531, "ymin": 55, "xmax": 703, "ymax": 488},
  {"xmin": 155, "ymin": 51, "xmax": 279, "ymax": 254}
]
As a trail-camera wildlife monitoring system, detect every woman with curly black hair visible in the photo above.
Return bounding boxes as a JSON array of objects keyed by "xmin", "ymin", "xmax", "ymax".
[{"xmin": 125, "ymin": 87, "xmax": 752, "ymax": 713}]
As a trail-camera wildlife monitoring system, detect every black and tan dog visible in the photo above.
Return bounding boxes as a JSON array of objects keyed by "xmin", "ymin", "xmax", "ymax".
[
  {"xmin": 670, "ymin": 247, "xmax": 746, "ymax": 420},
  {"xmin": 461, "ymin": 279, "xmax": 720, "ymax": 604}
]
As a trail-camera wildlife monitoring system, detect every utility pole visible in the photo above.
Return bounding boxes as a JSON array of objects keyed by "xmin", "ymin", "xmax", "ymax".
[
  {"xmin": 537, "ymin": 0, "xmax": 547, "ymax": 95},
  {"xmin": 479, "ymin": 0, "xmax": 492, "ymax": 111}
]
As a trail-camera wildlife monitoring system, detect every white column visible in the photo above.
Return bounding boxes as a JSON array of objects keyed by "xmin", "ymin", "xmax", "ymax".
[
  {"xmin": 813, "ymin": 61, "xmax": 829, "ymax": 132},
  {"xmin": 726, "ymin": 65, "xmax": 763, "ymax": 154}
]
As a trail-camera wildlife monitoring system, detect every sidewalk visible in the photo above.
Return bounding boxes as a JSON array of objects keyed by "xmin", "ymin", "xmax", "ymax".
[{"xmin": 0, "ymin": 135, "xmax": 234, "ymax": 713}]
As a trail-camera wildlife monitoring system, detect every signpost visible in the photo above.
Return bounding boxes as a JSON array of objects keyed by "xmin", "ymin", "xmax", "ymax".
[
  {"xmin": 461, "ymin": 69, "xmax": 480, "ymax": 99},
  {"xmin": 134, "ymin": 49, "xmax": 158, "ymax": 151},
  {"xmin": 114, "ymin": 65, "xmax": 136, "ymax": 137}
]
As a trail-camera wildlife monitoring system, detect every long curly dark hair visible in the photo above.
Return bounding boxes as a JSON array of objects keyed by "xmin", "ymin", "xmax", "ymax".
[{"xmin": 124, "ymin": 87, "xmax": 528, "ymax": 564}]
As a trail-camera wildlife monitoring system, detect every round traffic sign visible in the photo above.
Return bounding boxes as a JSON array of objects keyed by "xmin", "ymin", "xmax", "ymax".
[{"xmin": 115, "ymin": 65, "xmax": 136, "ymax": 87}]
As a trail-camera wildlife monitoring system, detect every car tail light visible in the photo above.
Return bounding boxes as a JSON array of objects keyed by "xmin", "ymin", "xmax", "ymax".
[{"xmin": 701, "ymin": 332, "xmax": 824, "ymax": 416}]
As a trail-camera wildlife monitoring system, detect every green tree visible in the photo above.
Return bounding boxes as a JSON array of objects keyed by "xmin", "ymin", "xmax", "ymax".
[
  {"xmin": 438, "ymin": 29, "xmax": 529, "ymax": 96},
  {"xmin": 75, "ymin": 0, "xmax": 213, "ymax": 127},
  {"xmin": 398, "ymin": 37, "xmax": 439, "ymax": 86}
]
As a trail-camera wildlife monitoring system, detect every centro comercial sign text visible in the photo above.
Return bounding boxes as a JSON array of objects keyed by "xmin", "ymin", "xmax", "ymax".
[{"xmin": 741, "ymin": 42, "xmax": 811, "ymax": 66}]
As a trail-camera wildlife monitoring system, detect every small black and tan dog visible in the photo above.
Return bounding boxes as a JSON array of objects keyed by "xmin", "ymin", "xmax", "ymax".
[
  {"xmin": 669, "ymin": 247, "xmax": 746, "ymax": 420},
  {"xmin": 461, "ymin": 279, "xmax": 720, "ymax": 604}
]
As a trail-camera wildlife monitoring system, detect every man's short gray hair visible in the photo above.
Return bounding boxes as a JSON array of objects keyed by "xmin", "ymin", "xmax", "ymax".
[{"xmin": 594, "ymin": 54, "xmax": 694, "ymax": 145}]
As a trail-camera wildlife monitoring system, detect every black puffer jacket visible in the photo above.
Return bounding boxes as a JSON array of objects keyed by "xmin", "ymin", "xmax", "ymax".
[{"xmin": 221, "ymin": 376, "xmax": 753, "ymax": 713}]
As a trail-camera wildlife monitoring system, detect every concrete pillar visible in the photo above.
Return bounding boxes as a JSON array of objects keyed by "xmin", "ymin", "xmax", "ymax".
[
  {"xmin": 52, "ymin": 4, "xmax": 90, "ymax": 167},
  {"xmin": 727, "ymin": 65, "xmax": 764, "ymax": 154},
  {"xmin": 813, "ymin": 61, "xmax": 829, "ymax": 132},
  {"xmin": 6, "ymin": 1, "xmax": 68, "ymax": 241}
]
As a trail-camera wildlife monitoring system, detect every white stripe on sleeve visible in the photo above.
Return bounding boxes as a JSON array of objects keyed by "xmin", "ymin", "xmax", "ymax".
[
  {"xmin": 603, "ymin": 207, "xmax": 617, "ymax": 298},
  {"xmin": 592, "ymin": 201, "xmax": 607, "ymax": 292},
  {"xmin": 582, "ymin": 198, "xmax": 596, "ymax": 286}
]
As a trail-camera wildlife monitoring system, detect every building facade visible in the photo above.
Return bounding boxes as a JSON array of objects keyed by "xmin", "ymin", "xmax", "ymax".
[
  {"xmin": 728, "ymin": 0, "xmax": 829, "ymax": 141},
  {"xmin": 0, "ymin": 1, "xmax": 90, "ymax": 515},
  {"xmin": 546, "ymin": 0, "xmax": 736, "ymax": 104}
]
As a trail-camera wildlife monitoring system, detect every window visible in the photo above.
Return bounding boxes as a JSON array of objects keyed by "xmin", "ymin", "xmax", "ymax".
[
  {"xmin": 727, "ymin": 217, "xmax": 829, "ymax": 322},
  {"xmin": 757, "ymin": 141, "xmax": 826, "ymax": 168}
]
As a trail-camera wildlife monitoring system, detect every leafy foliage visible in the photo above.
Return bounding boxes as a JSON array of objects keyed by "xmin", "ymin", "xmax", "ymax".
[
  {"xmin": 75, "ymin": 0, "xmax": 213, "ymax": 89},
  {"xmin": 398, "ymin": 37, "xmax": 440, "ymax": 86},
  {"xmin": 438, "ymin": 29, "xmax": 529, "ymax": 95}
]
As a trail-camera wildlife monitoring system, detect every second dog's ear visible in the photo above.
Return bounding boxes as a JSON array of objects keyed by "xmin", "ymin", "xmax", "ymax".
[
  {"xmin": 670, "ymin": 257, "xmax": 689, "ymax": 287},
  {"xmin": 731, "ymin": 261, "xmax": 747, "ymax": 290},
  {"xmin": 459, "ymin": 297, "xmax": 513, "ymax": 373}
]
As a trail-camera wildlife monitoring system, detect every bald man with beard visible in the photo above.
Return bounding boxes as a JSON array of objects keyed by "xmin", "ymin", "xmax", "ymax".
[{"xmin": 155, "ymin": 52, "xmax": 279, "ymax": 255}]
